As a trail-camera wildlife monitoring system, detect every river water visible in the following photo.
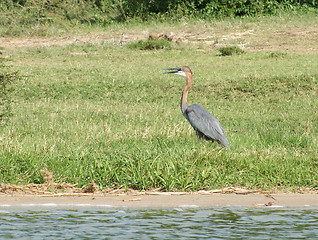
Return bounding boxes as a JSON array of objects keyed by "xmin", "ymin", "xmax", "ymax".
[{"xmin": 0, "ymin": 205, "xmax": 317, "ymax": 239}]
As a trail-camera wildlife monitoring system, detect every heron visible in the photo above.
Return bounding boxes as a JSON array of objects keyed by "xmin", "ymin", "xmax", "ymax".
[{"xmin": 163, "ymin": 66, "xmax": 229, "ymax": 148}]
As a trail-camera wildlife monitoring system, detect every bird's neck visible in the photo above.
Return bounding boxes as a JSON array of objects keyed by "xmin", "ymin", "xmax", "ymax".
[
  {"xmin": 180, "ymin": 73, "xmax": 192, "ymax": 113},
  {"xmin": 180, "ymin": 85, "xmax": 190, "ymax": 113}
]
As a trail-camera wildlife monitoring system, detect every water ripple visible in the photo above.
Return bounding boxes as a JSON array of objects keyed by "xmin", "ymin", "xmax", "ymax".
[{"xmin": 0, "ymin": 207, "xmax": 317, "ymax": 239}]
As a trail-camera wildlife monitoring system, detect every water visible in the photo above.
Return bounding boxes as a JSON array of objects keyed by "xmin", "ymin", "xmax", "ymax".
[{"xmin": 0, "ymin": 206, "xmax": 317, "ymax": 239}]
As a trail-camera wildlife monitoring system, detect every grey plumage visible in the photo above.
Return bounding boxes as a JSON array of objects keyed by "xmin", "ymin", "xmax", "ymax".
[{"xmin": 183, "ymin": 103, "xmax": 229, "ymax": 147}]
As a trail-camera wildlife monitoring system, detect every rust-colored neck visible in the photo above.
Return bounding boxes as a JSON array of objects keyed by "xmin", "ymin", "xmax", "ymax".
[{"xmin": 180, "ymin": 72, "xmax": 192, "ymax": 112}]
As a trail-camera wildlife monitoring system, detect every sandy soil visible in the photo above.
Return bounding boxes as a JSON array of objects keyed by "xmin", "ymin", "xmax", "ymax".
[
  {"xmin": 1, "ymin": 182, "xmax": 317, "ymax": 207},
  {"xmin": 1, "ymin": 192, "xmax": 317, "ymax": 208}
]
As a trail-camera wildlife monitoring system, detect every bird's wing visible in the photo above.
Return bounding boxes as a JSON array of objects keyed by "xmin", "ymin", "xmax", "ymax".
[{"xmin": 185, "ymin": 104, "xmax": 227, "ymax": 141}]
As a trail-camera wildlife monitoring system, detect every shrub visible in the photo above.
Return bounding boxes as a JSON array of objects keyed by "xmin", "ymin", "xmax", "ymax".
[
  {"xmin": 1, "ymin": 0, "xmax": 317, "ymax": 31},
  {"xmin": 218, "ymin": 46, "xmax": 245, "ymax": 56},
  {"xmin": 268, "ymin": 51, "xmax": 287, "ymax": 58},
  {"xmin": 127, "ymin": 39, "xmax": 171, "ymax": 50}
]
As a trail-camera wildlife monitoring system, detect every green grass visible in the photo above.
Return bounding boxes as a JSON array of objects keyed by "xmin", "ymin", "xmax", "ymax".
[{"xmin": 0, "ymin": 17, "xmax": 318, "ymax": 192}]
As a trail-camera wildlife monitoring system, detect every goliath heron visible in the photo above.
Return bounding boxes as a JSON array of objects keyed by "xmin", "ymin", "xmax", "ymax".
[{"xmin": 163, "ymin": 66, "xmax": 229, "ymax": 147}]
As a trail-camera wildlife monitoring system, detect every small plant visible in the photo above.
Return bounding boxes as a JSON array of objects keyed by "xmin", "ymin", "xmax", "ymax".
[
  {"xmin": 218, "ymin": 46, "xmax": 245, "ymax": 56},
  {"xmin": 268, "ymin": 51, "xmax": 287, "ymax": 58},
  {"xmin": 127, "ymin": 39, "xmax": 171, "ymax": 50},
  {"xmin": 0, "ymin": 57, "xmax": 19, "ymax": 126}
]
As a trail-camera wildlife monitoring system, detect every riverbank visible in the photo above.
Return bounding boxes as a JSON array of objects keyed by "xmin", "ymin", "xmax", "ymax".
[
  {"xmin": 1, "ymin": 191, "xmax": 317, "ymax": 208},
  {"xmin": 1, "ymin": 14, "xmax": 317, "ymax": 192}
]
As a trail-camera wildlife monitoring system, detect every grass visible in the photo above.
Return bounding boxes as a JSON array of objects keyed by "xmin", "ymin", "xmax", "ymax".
[{"xmin": 0, "ymin": 15, "xmax": 317, "ymax": 192}]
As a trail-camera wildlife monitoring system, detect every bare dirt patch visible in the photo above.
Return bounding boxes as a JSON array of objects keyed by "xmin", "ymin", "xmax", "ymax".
[
  {"xmin": 2, "ymin": 175, "xmax": 317, "ymax": 207},
  {"xmin": 1, "ymin": 25, "xmax": 317, "ymax": 53},
  {"xmin": 0, "ymin": 185, "xmax": 317, "ymax": 207}
]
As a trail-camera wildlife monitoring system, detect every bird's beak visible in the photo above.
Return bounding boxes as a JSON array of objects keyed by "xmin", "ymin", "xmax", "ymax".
[{"xmin": 162, "ymin": 67, "xmax": 181, "ymax": 74}]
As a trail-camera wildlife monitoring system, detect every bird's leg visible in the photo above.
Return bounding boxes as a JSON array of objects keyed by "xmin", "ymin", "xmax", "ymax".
[{"xmin": 196, "ymin": 130, "xmax": 203, "ymax": 141}]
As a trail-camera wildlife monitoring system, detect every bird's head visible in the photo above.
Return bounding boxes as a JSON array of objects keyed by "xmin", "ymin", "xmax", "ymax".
[{"xmin": 162, "ymin": 66, "xmax": 192, "ymax": 80}]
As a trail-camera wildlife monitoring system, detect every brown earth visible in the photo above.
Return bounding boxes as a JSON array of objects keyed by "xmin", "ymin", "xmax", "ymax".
[
  {"xmin": 1, "ymin": 27, "xmax": 317, "ymax": 53},
  {"xmin": 1, "ymin": 191, "xmax": 317, "ymax": 208},
  {"xmin": 1, "ymin": 181, "xmax": 317, "ymax": 207}
]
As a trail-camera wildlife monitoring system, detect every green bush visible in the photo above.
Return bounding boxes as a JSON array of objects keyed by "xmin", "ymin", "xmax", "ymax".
[
  {"xmin": 0, "ymin": 0, "xmax": 317, "ymax": 36},
  {"xmin": 218, "ymin": 46, "xmax": 245, "ymax": 56},
  {"xmin": 127, "ymin": 39, "xmax": 171, "ymax": 50},
  {"xmin": 95, "ymin": 0, "xmax": 318, "ymax": 19}
]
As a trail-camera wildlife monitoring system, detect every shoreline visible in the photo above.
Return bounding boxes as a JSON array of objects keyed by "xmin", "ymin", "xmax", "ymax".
[{"xmin": 1, "ymin": 192, "xmax": 318, "ymax": 208}]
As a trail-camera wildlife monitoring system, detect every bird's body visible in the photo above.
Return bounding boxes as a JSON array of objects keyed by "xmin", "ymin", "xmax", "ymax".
[{"xmin": 163, "ymin": 66, "xmax": 229, "ymax": 148}]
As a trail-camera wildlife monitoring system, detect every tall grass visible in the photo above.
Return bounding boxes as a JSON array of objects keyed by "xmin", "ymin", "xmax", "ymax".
[{"xmin": 1, "ymin": 0, "xmax": 317, "ymax": 37}]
